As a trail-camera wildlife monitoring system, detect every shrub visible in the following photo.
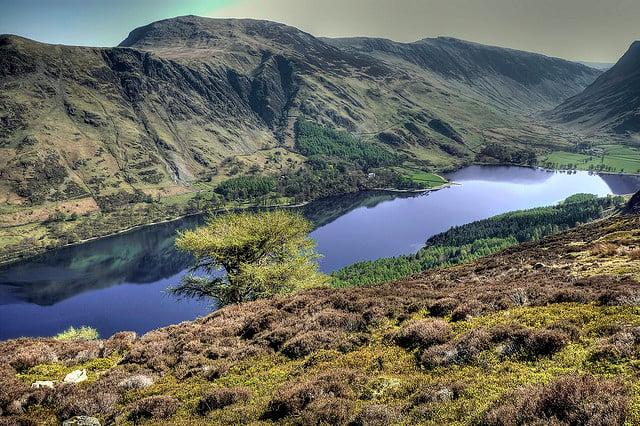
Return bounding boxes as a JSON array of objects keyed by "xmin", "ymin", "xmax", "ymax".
[
  {"xmin": 349, "ymin": 404, "xmax": 404, "ymax": 426},
  {"xmin": 5, "ymin": 342, "xmax": 58, "ymax": 372},
  {"xmin": 117, "ymin": 375, "xmax": 154, "ymax": 391},
  {"xmin": 0, "ymin": 363, "xmax": 28, "ymax": 414},
  {"xmin": 102, "ymin": 331, "xmax": 137, "ymax": 356},
  {"xmin": 498, "ymin": 328, "xmax": 568, "ymax": 359},
  {"xmin": 300, "ymin": 397, "xmax": 352, "ymax": 425},
  {"xmin": 547, "ymin": 289, "xmax": 590, "ymax": 304},
  {"xmin": 394, "ymin": 319, "xmax": 452, "ymax": 349},
  {"xmin": 524, "ymin": 329, "xmax": 569, "ymax": 358},
  {"xmin": 280, "ymin": 329, "xmax": 344, "ymax": 359},
  {"xmin": 53, "ymin": 326, "xmax": 99, "ymax": 341},
  {"xmin": 451, "ymin": 300, "xmax": 484, "ymax": 321},
  {"xmin": 590, "ymin": 242, "xmax": 618, "ymax": 256},
  {"xmin": 421, "ymin": 328, "xmax": 492, "ymax": 368},
  {"xmin": 628, "ymin": 248, "xmax": 640, "ymax": 260},
  {"xmin": 127, "ymin": 395, "xmax": 180, "ymax": 421},
  {"xmin": 266, "ymin": 369, "xmax": 362, "ymax": 419},
  {"xmin": 196, "ymin": 387, "xmax": 253, "ymax": 414},
  {"xmin": 428, "ymin": 298, "xmax": 459, "ymax": 317},
  {"xmin": 479, "ymin": 374, "xmax": 629, "ymax": 425}
]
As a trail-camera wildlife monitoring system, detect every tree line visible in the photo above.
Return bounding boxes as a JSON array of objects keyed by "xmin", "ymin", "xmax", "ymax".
[{"xmin": 330, "ymin": 194, "xmax": 624, "ymax": 287}]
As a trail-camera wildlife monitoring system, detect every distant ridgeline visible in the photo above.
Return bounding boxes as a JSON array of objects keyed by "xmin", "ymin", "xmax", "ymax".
[{"xmin": 330, "ymin": 194, "xmax": 624, "ymax": 287}]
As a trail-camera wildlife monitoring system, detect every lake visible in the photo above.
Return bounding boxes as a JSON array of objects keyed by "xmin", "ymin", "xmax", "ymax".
[{"xmin": 1, "ymin": 166, "xmax": 639, "ymax": 340}]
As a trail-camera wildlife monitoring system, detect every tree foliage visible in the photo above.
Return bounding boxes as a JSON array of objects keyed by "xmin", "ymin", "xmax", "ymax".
[
  {"xmin": 295, "ymin": 118, "xmax": 399, "ymax": 168},
  {"xmin": 169, "ymin": 210, "xmax": 327, "ymax": 306},
  {"xmin": 330, "ymin": 194, "xmax": 624, "ymax": 287}
]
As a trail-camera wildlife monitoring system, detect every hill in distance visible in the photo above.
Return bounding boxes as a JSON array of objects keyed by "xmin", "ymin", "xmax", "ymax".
[
  {"xmin": 1, "ymin": 211, "xmax": 640, "ymax": 424},
  {"xmin": 0, "ymin": 16, "xmax": 599, "ymax": 211},
  {"xmin": 550, "ymin": 40, "xmax": 640, "ymax": 136}
]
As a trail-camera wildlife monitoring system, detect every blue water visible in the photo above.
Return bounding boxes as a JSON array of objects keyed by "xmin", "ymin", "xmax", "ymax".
[{"xmin": 1, "ymin": 166, "xmax": 638, "ymax": 340}]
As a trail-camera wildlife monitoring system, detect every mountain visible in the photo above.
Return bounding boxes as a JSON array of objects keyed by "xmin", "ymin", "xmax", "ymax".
[
  {"xmin": 550, "ymin": 41, "xmax": 640, "ymax": 135},
  {"xmin": 0, "ymin": 16, "xmax": 600, "ymax": 255},
  {"xmin": 1, "ymin": 213, "xmax": 639, "ymax": 424},
  {"xmin": 323, "ymin": 36, "xmax": 599, "ymax": 111}
]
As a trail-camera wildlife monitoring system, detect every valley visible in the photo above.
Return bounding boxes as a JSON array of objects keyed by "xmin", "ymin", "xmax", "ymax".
[
  {"xmin": 1, "ymin": 15, "xmax": 625, "ymax": 264},
  {"xmin": 1, "ymin": 9, "xmax": 640, "ymax": 425}
]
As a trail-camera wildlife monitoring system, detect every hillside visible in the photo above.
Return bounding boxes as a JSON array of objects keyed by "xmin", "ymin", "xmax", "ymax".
[
  {"xmin": 0, "ymin": 16, "xmax": 602, "ymax": 262},
  {"xmin": 550, "ymin": 40, "xmax": 640, "ymax": 135},
  {"xmin": 2, "ymin": 213, "xmax": 640, "ymax": 424},
  {"xmin": 323, "ymin": 36, "xmax": 599, "ymax": 112}
]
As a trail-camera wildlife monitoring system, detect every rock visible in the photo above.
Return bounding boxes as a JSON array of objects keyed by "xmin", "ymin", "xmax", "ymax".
[
  {"xmin": 63, "ymin": 369, "xmax": 87, "ymax": 383},
  {"xmin": 62, "ymin": 416, "xmax": 101, "ymax": 426},
  {"xmin": 31, "ymin": 380, "xmax": 55, "ymax": 389}
]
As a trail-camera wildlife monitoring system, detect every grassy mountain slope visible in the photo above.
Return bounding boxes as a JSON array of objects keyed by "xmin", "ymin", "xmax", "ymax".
[
  {"xmin": 2, "ymin": 213, "xmax": 640, "ymax": 424},
  {"xmin": 0, "ymin": 17, "xmax": 599, "ymax": 223},
  {"xmin": 550, "ymin": 40, "xmax": 640, "ymax": 136}
]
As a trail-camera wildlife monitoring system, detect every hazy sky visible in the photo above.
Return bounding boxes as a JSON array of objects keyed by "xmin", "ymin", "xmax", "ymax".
[{"xmin": 1, "ymin": 0, "xmax": 638, "ymax": 62}]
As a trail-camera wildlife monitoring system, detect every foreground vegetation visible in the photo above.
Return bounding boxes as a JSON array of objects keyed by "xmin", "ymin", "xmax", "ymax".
[
  {"xmin": 331, "ymin": 194, "xmax": 625, "ymax": 287},
  {"xmin": 2, "ymin": 215, "xmax": 640, "ymax": 424}
]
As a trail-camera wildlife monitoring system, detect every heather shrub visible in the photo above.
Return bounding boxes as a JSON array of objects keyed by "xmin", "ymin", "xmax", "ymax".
[
  {"xmin": 597, "ymin": 289, "xmax": 640, "ymax": 306},
  {"xmin": 337, "ymin": 333, "xmax": 371, "ymax": 353},
  {"xmin": 55, "ymin": 384, "xmax": 118, "ymax": 420},
  {"xmin": 429, "ymin": 298, "xmax": 459, "ymax": 317},
  {"xmin": 590, "ymin": 242, "xmax": 619, "ymax": 256},
  {"xmin": 300, "ymin": 397, "xmax": 352, "ymax": 425},
  {"xmin": 313, "ymin": 309, "xmax": 366, "ymax": 333},
  {"xmin": 127, "ymin": 395, "xmax": 180, "ymax": 421},
  {"xmin": 117, "ymin": 374, "xmax": 154, "ymax": 391},
  {"xmin": 0, "ymin": 417, "xmax": 38, "ymax": 426},
  {"xmin": 394, "ymin": 319, "xmax": 452, "ymax": 349},
  {"xmin": 547, "ymin": 289, "xmax": 590, "ymax": 304},
  {"xmin": 479, "ymin": 374, "xmax": 629, "ymax": 425},
  {"xmin": 0, "ymin": 363, "xmax": 28, "ymax": 413},
  {"xmin": 102, "ymin": 331, "xmax": 137, "ymax": 356},
  {"xmin": 266, "ymin": 369, "xmax": 362, "ymax": 419},
  {"xmin": 411, "ymin": 383, "xmax": 466, "ymax": 406},
  {"xmin": 196, "ymin": 387, "xmax": 253, "ymax": 414},
  {"xmin": 349, "ymin": 404, "xmax": 404, "ymax": 426},
  {"xmin": 524, "ymin": 329, "xmax": 569, "ymax": 358},
  {"xmin": 240, "ymin": 307, "xmax": 286, "ymax": 338},
  {"xmin": 280, "ymin": 329, "xmax": 344, "ymax": 358},
  {"xmin": 451, "ymin": 300, "xmax": 484, "ymax": 321},
  {"xmin": 202, "ymin": 359, "xmax": 234, "ymax": 380},
  {"xmin": 421, "ymin": 328, "xmax": 492, "ymax": 368},
  {"xmin": 3, "ymin": 341, "xmax": 58, "ymax": 371},
  {"xmin": 628, "ymin": 248, "xmax": 640, "ymax": 260}
]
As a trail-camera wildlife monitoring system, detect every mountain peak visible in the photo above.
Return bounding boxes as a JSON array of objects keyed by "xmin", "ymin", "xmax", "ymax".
[
  {"xmin": 118, "ymin": 15, "xmax": 315, "ymax": 50},
  {"xmin": 550, "ymin": 40, "xmax": 640, "ymax": 135}
]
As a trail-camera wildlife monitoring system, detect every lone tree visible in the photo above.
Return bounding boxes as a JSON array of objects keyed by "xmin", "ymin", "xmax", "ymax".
[{"xmin": 168, "ymin": 210, "xmax": 326, "ymax": 307}]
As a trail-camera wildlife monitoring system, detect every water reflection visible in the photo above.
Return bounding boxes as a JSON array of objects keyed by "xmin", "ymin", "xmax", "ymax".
[
  {"xmin": 0, "ymin": 217, "xmax": 202, "ymax": 306},
  {"xmin": 1, "ymin": 166, "xmax": 638, "ymax": 340},
  {"xmin": 0, "ymin": 191, "xmax": 422, "ymax": 308}
]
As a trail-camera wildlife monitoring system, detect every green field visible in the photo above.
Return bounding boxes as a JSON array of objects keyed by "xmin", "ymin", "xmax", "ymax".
[
  {"xmin": 402, "ymin": 170, "xmax": 448, "ymax": 187},
  {"xmin": 543, "ymin": 144, "xmax": 640, "ymax": 173}
]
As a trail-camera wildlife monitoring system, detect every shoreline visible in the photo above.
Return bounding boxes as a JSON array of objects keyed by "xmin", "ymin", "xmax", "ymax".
[
  {"xmin": 0, "ymin": 182, "xmax": 449, "ymax": 267},
  {"xmin": 2, "ymin": 164, "xmax": 637, "ymax": 267}
]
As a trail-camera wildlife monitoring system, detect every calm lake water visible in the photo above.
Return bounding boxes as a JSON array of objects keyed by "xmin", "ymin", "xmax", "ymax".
[{"xmin": 1, "ymin": 166, "xmax": 639, "ymax": 340}]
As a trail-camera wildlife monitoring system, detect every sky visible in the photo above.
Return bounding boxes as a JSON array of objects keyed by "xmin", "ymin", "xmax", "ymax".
[{"xmin": 1, "ymin": 0, "xmax": 638, "ymax": 63}]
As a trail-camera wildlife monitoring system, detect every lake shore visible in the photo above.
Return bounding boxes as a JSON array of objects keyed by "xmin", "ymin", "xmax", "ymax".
[{"xmin": 0, "ymin": 179, "xmax": 451, "ymax": 267}]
